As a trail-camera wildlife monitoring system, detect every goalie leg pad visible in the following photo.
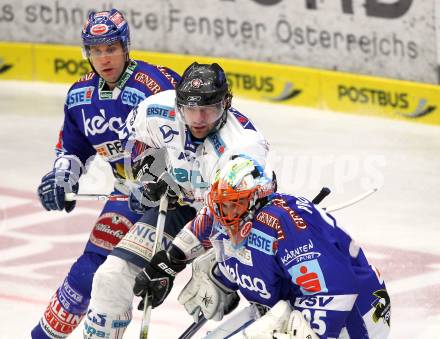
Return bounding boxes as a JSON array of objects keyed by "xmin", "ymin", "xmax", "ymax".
[
  {"xmin": 242, "ymin": 300, "xmax": 292, "ymax": 339},
  {"xmin": 275, "ymin": 310, "xmax": 319, "ymax": 339},
  {"xmin": 204, "ymin": 304, "xmax": 261, "ymax": 339}
]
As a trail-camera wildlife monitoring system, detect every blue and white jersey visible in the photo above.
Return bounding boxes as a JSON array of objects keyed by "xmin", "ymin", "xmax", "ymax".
[
  {"xmin": 55, "ymin": 60, "xmax": 180, "ymax": 180},
  {"xmin": 121, "ymin": 90, "xmax": 270, "ymax": 207},
  {"xmin": 189, "ymin": 194, "xmax": 390, "ymax": 339}
]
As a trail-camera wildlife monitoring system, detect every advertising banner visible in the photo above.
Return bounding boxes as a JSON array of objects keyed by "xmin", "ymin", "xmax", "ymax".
[
  {"xmin": 2, "ymin": 42, "xmax": 438, "ymax": 126},
  {"xmin": 0, "ymin": 0, "xmax": 437, "ymax": 83},
  {"xmin": 0, "ymin": 42, "xmax": 32, "ymax": 80},
  {"xmin": 321, "ymin": 70, "xmax": 440, "ymax": 126}
]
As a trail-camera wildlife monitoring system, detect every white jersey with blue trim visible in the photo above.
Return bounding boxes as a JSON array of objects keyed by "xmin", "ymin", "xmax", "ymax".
[{"xmin": 121, "ymin": 89, "xmax": 270, "ymax": 206}]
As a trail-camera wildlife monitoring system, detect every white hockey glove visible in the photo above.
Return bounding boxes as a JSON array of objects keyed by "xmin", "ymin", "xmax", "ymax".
[
  {"xmin": 178, "ymin": 249, "xmax": 240, "ymax": 322},
  {"xmin": 242, "ymin": 300, "xmax": 319, "ymax": 339}
]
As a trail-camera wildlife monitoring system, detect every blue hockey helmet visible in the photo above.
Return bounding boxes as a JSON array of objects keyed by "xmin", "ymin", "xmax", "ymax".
[{"xmin": 82, "ymin": 9, "xmax": 130, "ymax": 53}]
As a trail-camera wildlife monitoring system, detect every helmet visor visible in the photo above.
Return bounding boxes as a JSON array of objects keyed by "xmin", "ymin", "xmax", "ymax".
[
  {"xmin": 82, "ymin": 42, "xmax": 125, "ymax": 59},
  {"xmin": 177, "ymin": 101, "xmax": 224, "ymax": 127}
]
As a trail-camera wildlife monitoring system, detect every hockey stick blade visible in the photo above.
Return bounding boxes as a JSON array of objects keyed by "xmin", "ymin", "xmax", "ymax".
[
  {"xmin": 178, "ymin": 316, "xmax": 208, "ymax": 339},
  {"xmin": 325, "ymin": 187, "xmax": 378, "ymax": 213}
]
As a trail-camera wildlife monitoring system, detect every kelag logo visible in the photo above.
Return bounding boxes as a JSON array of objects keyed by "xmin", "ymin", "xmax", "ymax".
[
  {"xmin": 338, "ymin": 85, "xmax": 436, "ymax": 118},
  {"xmin": 0, "ymin": 57, "xmax": 13, "ymax": 74},
  {"xmin": 226, "ymin": 72, "xmax": 301, "ymax": 102},
  {"xmin": 54, "ymin": 58, "xmax": 90, "ymax": 76}
]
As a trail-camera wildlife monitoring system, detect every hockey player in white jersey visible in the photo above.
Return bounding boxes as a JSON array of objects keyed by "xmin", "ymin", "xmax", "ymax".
[{"xmin": 83, "ymin": 62, "xmax": 271, "ymax": 338}]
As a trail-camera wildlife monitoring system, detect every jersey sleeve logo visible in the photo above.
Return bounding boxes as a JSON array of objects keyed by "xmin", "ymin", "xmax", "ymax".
[
  {"xmin": 372, "ymin": 289, "xmax": 391, "ymax": 326},
  {"xmin": 288, "ymin": 259, "xmax": 328, "ymax": 295},
  {"xmin": 208, "ymin": 133, "xmax": 227, "ymax": 156},
  {"xmin": 247, "ymin": 228, "xmax": 276, "ymax": 255},
  {"xmin": 272, "ymin": 198, "xmax": 308, "ymax": 230},
  {"xmin": 281, "ymin": 239, "xmax": 321, "ymax": 266},
  {"xmin": 160, "ymin": 125, "xmax": 179, "ymax": 143},
  {"xmin": 134, "ymin": 72, "xmax": 162, "ymax": 94},
  {"xmin": 67, "ymin": 86, "xmax": 94, "ymax": 108},
  {"xmin": 94, "ymin": 139, "xmax": 124, "ymax": 161},
  {"xmin": 121, "ymin": 87, "xmax": 146, "ymax": 107},
  {"xmin": 230, "ymin": 107, "xmax": 256, "ymax": 131},
  {"xmin": 156, "ymin": 66, "xmax": 178, "ymax": 87},
  {"xmin": 146, "ymin": 104, "xmax": 176, "ymax": 120},
  {"xmin": 78, "ymin": 72, "xmax": 95, "ymax": 83},
  {"xmin": 255, "ymin": 211, "xmax": 285, "ymax": 240}
]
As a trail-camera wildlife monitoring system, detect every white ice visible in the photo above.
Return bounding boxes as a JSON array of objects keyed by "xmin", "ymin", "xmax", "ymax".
[{"xmin": 0, "ymin": 80, "xmax": 439, "ymax": 338}]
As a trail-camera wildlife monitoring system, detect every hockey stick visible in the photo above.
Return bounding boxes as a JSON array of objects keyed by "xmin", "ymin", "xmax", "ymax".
[
  {"xmin": 139, "ymin": 194, "xmax": 169, "ymax": 339},
  {"xmin": 65, "ymin": 193, "xmax": 128, "ymax": 201},
  {"xmin": 324, "ymin": 187, "xmax": 378, "ymax": 213},
  {"xmin": 65, "ymin": 192, "xmax": 204, "ymax": 204},
  {"xmin": 312, "ymin": 187, "xmax": 331, "ymax": 204},
  {"xmin": 178, "ymin": 314, "xmax": 208, "ymax": 339}
]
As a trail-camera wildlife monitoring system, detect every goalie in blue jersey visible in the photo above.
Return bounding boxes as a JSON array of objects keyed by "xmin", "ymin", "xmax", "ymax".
[{"xmin": 134, "ymin": 155, "xmax": 391, "ymax": 338}]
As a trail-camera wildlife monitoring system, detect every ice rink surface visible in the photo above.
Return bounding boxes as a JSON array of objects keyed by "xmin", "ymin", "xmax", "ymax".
[{"xmin": 1, "ymin": 80, "xmax": 439, "ymax": 338}]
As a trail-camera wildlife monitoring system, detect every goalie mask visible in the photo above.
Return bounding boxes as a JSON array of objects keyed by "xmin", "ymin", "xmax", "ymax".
[
  {"xmin": 176, "ymin": 62, "xmax": 232, "ymax": 138},
  {"xmin": 207, "ymin": 155, "xmax": 275, "ymax": 248}
]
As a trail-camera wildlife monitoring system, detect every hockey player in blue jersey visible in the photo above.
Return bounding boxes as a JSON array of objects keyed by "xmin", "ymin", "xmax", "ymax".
[
  {"xmin": 134, "ymin": 156, "xmax": 391, "ymax": 338},
  {"xmin": 32, "ymin": 9, "xmax": 180, "ymax": 339}
]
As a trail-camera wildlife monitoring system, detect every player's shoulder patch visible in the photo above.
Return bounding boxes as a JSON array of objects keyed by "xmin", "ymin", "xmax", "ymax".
[
  {"xmin": 135, "ymin": 61, "xmax": 179, "ymax": 89},
  {"xmin": 271, "ymin": 197, "xmax": 309, "ymax": 231},
  {"xmin": 255, "ymin": 210, "xmax": 285, "ymax": 240},
  {"xmin": 66, "ymin": 85, "xmax": 95, "ymax": 109},
  {"xmin": 134, "ymin": 71, "xmax": 162, "ymax": 95},
  {"xmin": 208, "ymin": 132, "xmax": 227, "ymax": 156},
  {"xmin": 155, "ymin": 65, "xmax": 179, "ymax": 88},
  {"xmin": 146, "ymin": 103, "xmax": 176, "ymax": 120},
  {"xmin": 230, "ymin": 107, "xmax": 256, "ymax": 131},
  {"xmin": 76, "ymin": 71, "xmax": 95, "ymax": 83},
  {"xmin": 121, "ymin": 86, "xmax": 146, "ymax": 107},
  {"xmin": 247, "ymin": 227, "xmax": 277, "ymax": 255}
]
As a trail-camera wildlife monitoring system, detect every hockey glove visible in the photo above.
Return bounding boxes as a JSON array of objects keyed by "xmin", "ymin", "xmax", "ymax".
[
  {"xmin": 128, "ymin": 176, "xmax": 181, "ymax": 214},
  {"xmin": 133, "ymin": 249, "xmax": 186, "ymax": 309},
  {"xmin": 37, "ymin": 168, "xmax": 80, "ymax": 213},
  {"xmin": 178, "ymin": 249, "xmax": 240, "ymax": 322}
]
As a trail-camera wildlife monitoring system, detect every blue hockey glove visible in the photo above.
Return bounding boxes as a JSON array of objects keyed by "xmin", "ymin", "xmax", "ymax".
[{"xmin": 37, "ymin": 157, "xmax": 82, "ymax": 213}]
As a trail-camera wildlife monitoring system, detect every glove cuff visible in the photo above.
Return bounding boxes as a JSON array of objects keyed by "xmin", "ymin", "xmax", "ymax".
[
  {"xmin": 150, "ymin": 250, "xmax": 186, "ymax": 278},
  {"xmin": 54, "ymin": 155, "xmax": 85, "ymax": 178}
]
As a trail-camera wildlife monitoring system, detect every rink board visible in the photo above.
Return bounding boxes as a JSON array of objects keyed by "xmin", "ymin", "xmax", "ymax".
[{"xmin": 1, "ymin": 41, "xmax": 439, "ymax": 126}]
